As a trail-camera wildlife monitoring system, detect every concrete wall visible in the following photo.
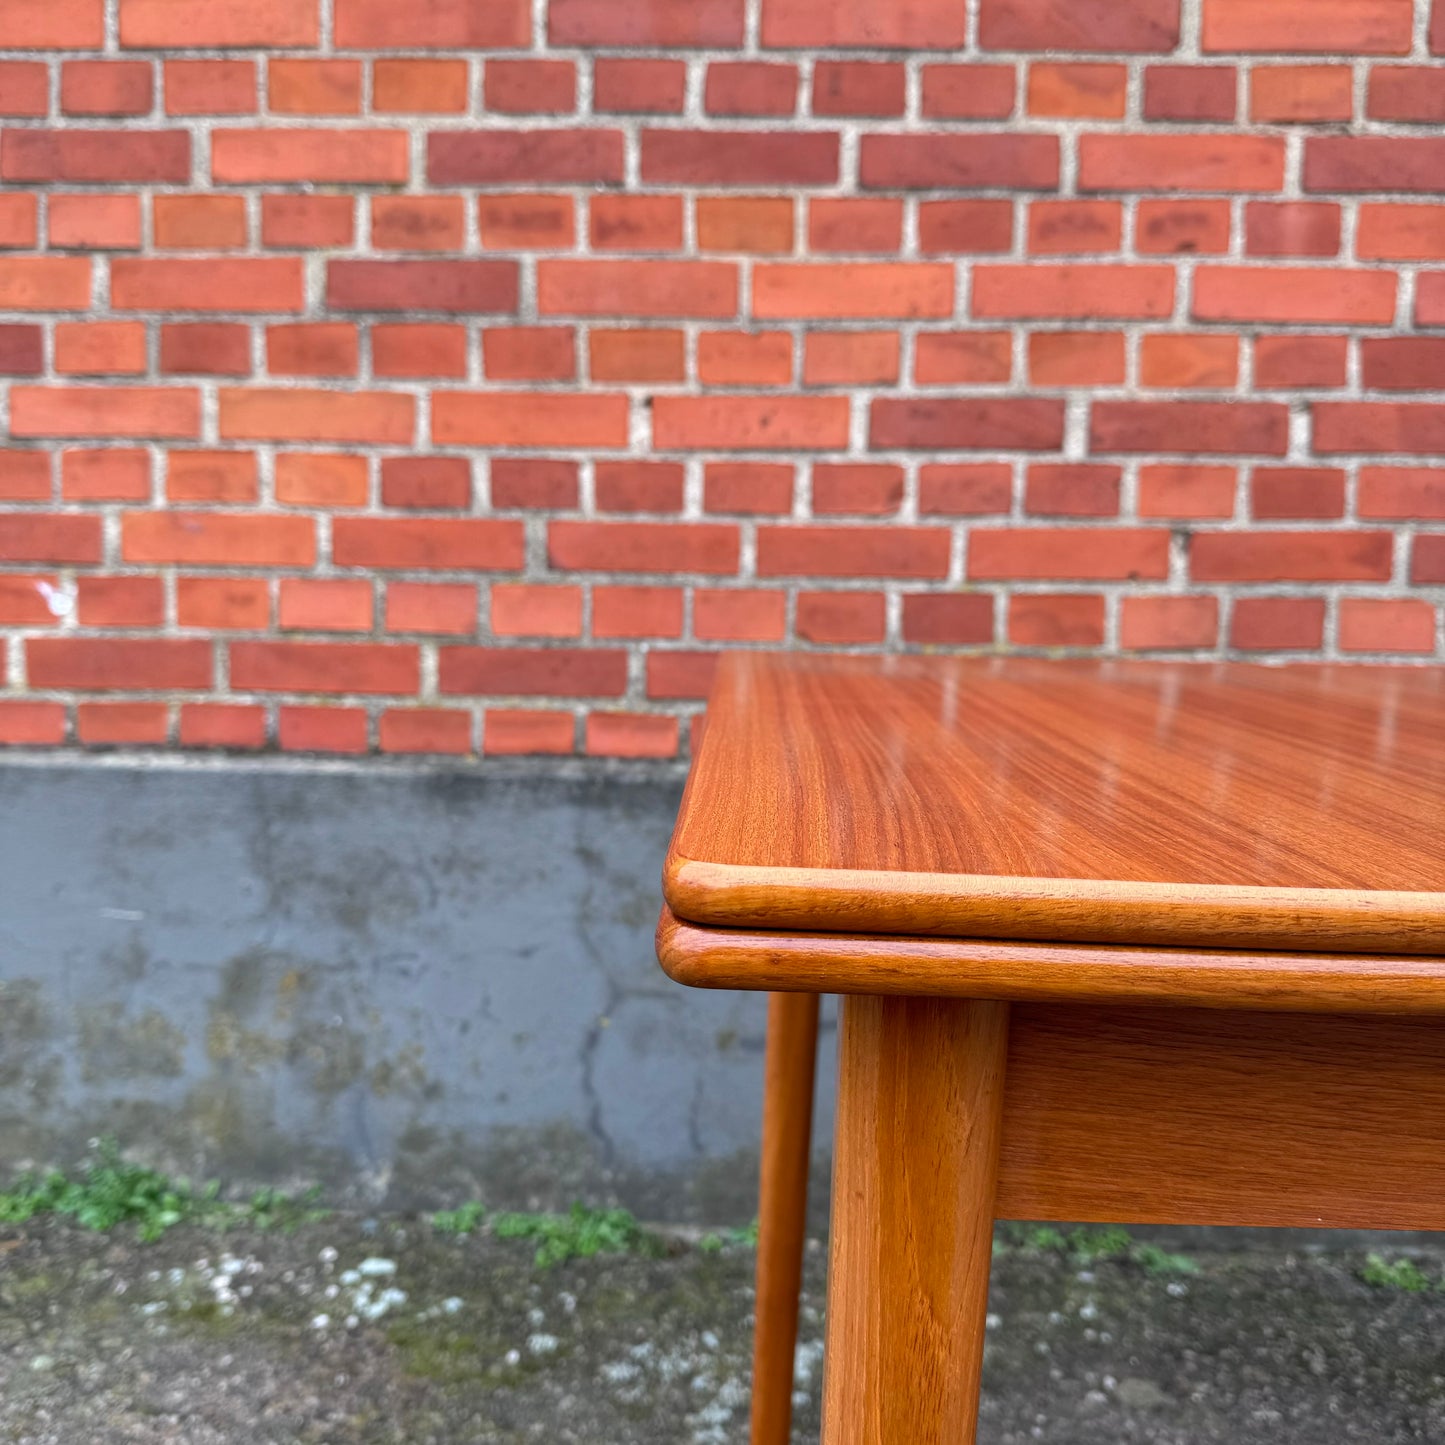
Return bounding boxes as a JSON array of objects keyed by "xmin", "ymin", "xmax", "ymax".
[{"xmin": 0, "ymin": 758, "xmax": 836, "ymax": 1223}]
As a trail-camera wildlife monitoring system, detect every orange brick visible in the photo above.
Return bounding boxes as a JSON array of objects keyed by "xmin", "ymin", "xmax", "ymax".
[
  {"xmin": 54, "ymin": 322, "xmax": 147, "ymax": 376},
  {"xmin": 373, "ymin": 59, "xmax": 469, "ymax": 114},
  {"xmin": 77, "ymin": 703, "xmax": 169, "ymax": 746},
  {"xmin": 385, "ymin": 582, "xmax": 477, "ymax": 635},
  {"xmin": 279, "ymin": 578, "xmax": 373, "ymax": 632},
  {"xmin": 380, "ymin": 709, "xmax": 472, "ymax": 755},
  {"xmin": 593, "ymin": 587, "xmax": 684, "ymax": 639},
  {"xmin": 1120, "ymin": 596, "xmax": 1219, "ymax": 650},
  {"xmin": 797, "ymin": 592, "xmax": 886, "ymax": 644},
  {"xmin": 477, "ymin": 194, "xmax": 575, "ymax": 251},
  {"xmin": 266, "ymin": 324, "xmax": 360, "ymax": 378},
  {"xmin": 177, "ymin": 578, "xmax": 270, "ymax": 630},
  {"xmin": 808, "ymin": 198, "xmax": 903, "ymax": 254},
  {"xmin": 490, "ymin": 583, "xmax": 582, "ymax": 638},
  {"xmin": 1250, "ymin": 65, "xmax": 1353, "ymax": 123},
  {"xmin": 61, "ymin": 448, "xmax": 150, "ymax": 500},
  {"xmin": 1028, "ymin": 332, "xmax": 1126, "ymax": 386},
  {"xmin": 1138, "ymin": 464, "xmax": 1237, "ymax": 519},
  {"xmin": 274, "ymin": 452, "xmax": 369, "ymax": 507},
  {"xmin": 164, "ymin": 59, "xmax": 256, "ymax": 115},
  {"xmin": 697, "ymin": 330, "xmax": 792, "ymax": 386},
  {"xmin": 166, "ymin": 450, "xmax": 258, "ymax": 503},
  {"xmin": 1028, "ymin": 200, "xmax": 1122, "ymax": 255},
  {"xmin": 372, "ymin": 196, "xmax": 466, "ymax": 252},
  {"xmin": 1140, "ymin": 333, "xmax": 1239, "ymax": 389},
  {"xmin": 76, "ymin": 574, "xmax": 164, "ymax": 627},
  {"xmin": 483, "ymin": 709, "xmax": 574, "ymax": 756},
  {"xmin": 803, "ymin": 331, "xmax": 899, "ymax": 385},
  {"xmin": 1028, "ymin": 63, "xmax": 1127, "ymax": 118},
  {"xmin": 153, "ymin": 194, "xmax": 249, "ymax": 250},
  {"xmin": 180, "ymin": 703, "xmax": 266, "ymax": 749},
  {"xmin": 696, "ymin": 196, "xmax": 794, "ymax": 254},
  {"xmin": 1338, "ymin": 599, "xmax": 1436, "ymax": 653},
  {"xmin": 269, "ymin": 58, "xmax": 362, "ymax": 115},
  {"xmin": 484, "ymin": 326, "xmax": 576, "ymax": 382},
  {"xmin": 589, "ymin": 194, "xmax": 685, "ymax": 251},
  {"xmin": 585, "ymin": 713, "xmax": 679, "ymax": 759},
  {"xmin": 61, "ymin": 60, "xmax": 153, "ymax": 116},
  {"xmin": 589, "ymin": 330, "xmax": 686, "ymax": 383},
  {"xmin": 373, "ymin": 324, "xmax": 467, "ymax": 379},
  {"xmin": 693, "ymin": 589, "xmax": 786, "ymax": 641},
  {"xmin": 278, "ymin": 707, "xmax": 368, "ymax": 755}
]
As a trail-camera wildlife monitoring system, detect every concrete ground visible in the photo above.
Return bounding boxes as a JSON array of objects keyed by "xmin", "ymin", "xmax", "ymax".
[{"xmin": 1, "ymin": 1214, "xmax": 1442, "ymax": 1445}]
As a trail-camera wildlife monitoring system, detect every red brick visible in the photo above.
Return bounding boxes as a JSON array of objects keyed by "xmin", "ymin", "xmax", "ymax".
[
  {"xmin": 153, "ymin": 194, "xmax": 248, "ymax": 250},
  {"xmin": 1434, "ymin": 0, "xmax": 1445, "ymax": 54},
  {"xmin": 278, "ymin": 707, "xmax": 368, "ymax": 755},
  {"xmin": 812, "ymin": 463, "xmax": 904, "ymax": 516},
  {"xmin": 371, "ymin": 197, "xmax": 466, "ymax": 252},
  {"xmin": 1139, "ymin": 333, "xmax": 1239, "ymax": 389},
  {"xmin": 233, "ymin": 641, "xmax": 417, "ymax": 695},
  {"xmin": 1026, "ymin": 464, "xmax": 1121, "ymax": 518},
  {"xmin": 373, "ymin": 324, "xmax": 468, "ymax": 380},
  {"xmin": 1340, "ymin": 600, "xmax": 1436, "ymax": 654},
  {"xmin": 646, "ymin": 653, "xmax": 718, "ymax": 700},
  {"xmin": 486, "ymin": 59, "xmax": 576, "ymax": 114},
  {"xmin": 213, "ymin": 130, "xmax": 407, "ymax": 184},
  {"xmin": 594, "ymin": 587, "xmax": 684, "ymax": 639},
  {"xmin": 1093, "ymin": 400, "xmax": 1287, "ymax": 455},
  {"xmin": 61, "ymin": 447, "xmax": 150, "ymax": 500},
  {"xmin": 1315, "ymin": 403, "xmax": 1445, "ymax": 455},
  {"xmin": 1191, "ymin": 532, "xmax": 1392, "ymax": 581},
  {"xmin": 590, "ymin": 195, "xmax": 685, "ymax": 252},
  {"xmin": 697, "ymin": 331, "xmax": 792, "ymax": 387},
  {"xmin": 76, "ymin": 575, "xmax": 164, "ymax": 628},
  {"xmin": 901, "ymin": 594, "xmax": 994, "ymax": 646},
  {"xmin": 644, "ymin": 131, "xmax": 839, "ymax": 187},
  {"xmin": 0, "ymin": 452, "xmax": 51, "ymax": 501},
  {"xmin": 433, "ymin": 392, "xmax": 628, "ymax": 449},
  {"xmin": 1143, "ymin": 65, "xmax": 1237, "ymax": 121},
  {"xmin": 694, "ymin": 589, "xmax": 786, "ymax": 642},
  {"xmin": 0, "ymin": 701, "xmax": 66, "ymax": 746},
  {"xmin": 813, "ymin": 61, "xmax": 906, "ymax": 116},
  {"xmin": 0, "ymin": 514, "xmax": 101, "ymax": 564},
  {"xmin": 125, "ymin": 512, "xmax": 314, "ymax": 567},
  {"xmin": 4, "ymin": 130, "xmax": 188, "ymax": 183},
  {"xmin": 0, "ymin": 194, "xmax": 36, "ymax": 249},
  {"xmin": 1139, "ymin": 465, "xmax": 1237, "ymax": 519},
  {"xmin": 808, "ymin": 198, "xmax": 903, "ymax": 254},
  {"xmin": 653, "ymin": 396, "xmax": 848, "ymax": 451},
  {"xmin": 1231, "ymin": 598, "xmax": 1325, "ymax": 651},
  {"xmin": 1135, "ymin": 200, "xmax": 1231, "ymax": 255},
  {"xmin": 969, "ymin": 529, "xmax": 1170, "ymax": 581},
  {"xmin": 917, "ymin": 200, "xmax": 1014, "ymax": 255},
  {"xmin": 589, "ymin": 329, "xmax": 686, "ymax": 383},
  {"xmin": 1194, "ymin": 268, "xmax": 1395, "ymax": 325},
  {"xmin": 330, "ymin": 260, "xmax": 517, "ymax": 315},
  {"xmin": 757, "ymin": 526, "xmax": 949, "ymax": 579},
  {"xmin": 381, "ymin": 457, "xmax": 470, "ymax": 510},
  {"xmin": 1357, "ymin": 204, "xmax": 1445, "ymax": 260},
  {"xmin": 440, "ymin": 647, "xmax": 626, "ymax": 698},
  {"xmin": 176, "ymin": 578, "xmax": 270, "ymax": 630},
  {"xmin": 539, "ymin": 260, "xmax": 735, "ymax": 319},
  {"xmin": 1202, "ymin": 0, "xmax": 1411, "ymax": 53},
  {"xmin": 0, "ymin": 324, "xmax": 44, "ymax": 375},
  {"xmin": 1250, "ymin": 65, "xmax": 1353, "ymax": 122},
  {"xmin": 164, "ymin": 59, "xmax": 256, "ymax": 115},
  {"xmin": 77, "ymin": 703, "xmax": 169, "ymax": 746},
  {"xmin": 980, "ymin": 0, "xmax": 1179, "ymax": 51},
  {"xmin": 1305, "ymin": 137, "xmax": 1445, "ymax": 193},
  {"xmin": 220, "ymin": 389, "xmax": 413, "ymax": 446},
  {"xmin": 1254, "ymin": 335, "xmax": 1347, "ymax": 390},
  {"xmin": 380, "ymin": 709, "xmax": 472, "ymax": 756},
  {"xmin": 180, "ymin": 704, "xmax": 266, "ymax": 750},
  {"xmin": 483, "ymin": 710, "xmax": 574, "ymax": 756},
  {"xmin": 704, "ymin": 463, "xmax": 794, "ymax": 516},
  {"xmin": 122, "ymin": 0, "xmax": 319, "ymax": 46},
  {"xmin": 373, "ymin": 59, "xmax": 468, "ymax": 115},
  {"xmin": 167, "ymin": 450, "xmax": 258, "ymax": 503},
  {"xmin": 385, "ymin": 583, "xmax": 477, "ymax": 636},
  {"xmin": 861, "ymin": 134, "xmax": 1057, "ymax": 190},
  {"xmin": 484, "ymin": 326, "xmax": 575, "ymax": 382},
  {"xmin": 974, "ymin": 265, "xmax": 1173, "ymax": 319},
  {"xmin": 919, "ymin": 464, "xmax": 1012, "ymax": 516},
  {"xmin": 29, "ymin": 638, "xmax": 210, "ymax": 691},
  {"xmin": 268, "ymin": 59, "xmax": 360, "ymax": 115},
  {"xmin": 594, "ymin": 59, "xmax": 687, "ymax": 114},
  {"xmin": 920, "ymin": 64, "xmax": 1015, "ymax": 119},
  {"xmin": 1120, "ymin": 596, "xmax": 1219, "ymax": 650},
  {"xmin": 262, "ymin": 195, "xmax": 354, "ymax": 248},
  {"xmin": 586, "ymin": 713, "xmax": 679, "ymax": 760},
  {"xmin": 1361, "ymin": 338, "xmax": 1445, "ymax": 391},
  {"xmin": 0, "ymin": 258, "xmax": 88, "ymax": 310},
  {"xmin": 275, "ymin": 453, "xmax": 368, "ymax": 508},
  {"xmin": 756, "ymin": 262, "xmax": 951, "ymax": 320},
  {"xmin": 491, "ymin": 458, "xmax": 578, "ymax": 510},
  {"xmin": 1029, "ymin": 332, "xmax": 1126, "ymax": 387},
  {"xmin": 1369, "ymin": 66, "xmax": 1445, "ymax": 122},
  {"xmin": 1009, "ymin": 594, "xmax": 1106, "ymax": 648},
  {"xmin": 160, "ymin": 323, "xmax": 251, "ymax": 377},
  {"xmin": 762, "ymin": 0, "xmax": 964, "ymax": 45},
  {"xmin": 478, "ymin": 194, "xmax": 576, "ymax": 251},
  {"xmin": 1250, "ymin": 466, "xmax": 1346, "ymax": 520},
  {"xmin": 867, "ymin": 395, "xmax": 1063, "ymax": 450},
  {"xmin": 12, "ymin": 387, "xmax": 199, "ymax": 440},
  {"xmin": 797, "ymin": 591, "xmax": 886, "ymax": 644},
  {"xmin": 334, "ymin": 518, "xmax": 523, "ymax": 571},
  {"xmin": 1413, "ymin": 535, "xmax": 1445, "ymax": 584},
  {"xmin": 1027, "ymin": 200, "xmax": 1122, "ymax": 255},
  {"xmin": 430, "ymin": 130, "xmax": 623, "ymax": 185},
  {"xmin": 804, "ymin": 331, "xmax": 900, "ymax": 385},
  {"xmin": 552, "ymin": 0, "xmax": 740, "ymax": 43},
  {"xmin": 1028, "ymin": 63, "xmax": 1128, "ymax": 118},
  {"xmin": 0, "ymin": 0, "xmax": 102, "ymax": 46},
  {"xmin": 0, "ymin": 62, "xmax": 51, "ymax": 117},
  {"xmin": 113, "ymin": 259, "xmax": 303, "ymax": 314},
  {"xmin": 62, "ymin": 60, "xmax": 153, "ymax": 116},
  {"xmin": 1358, "ymin": 467, "xmax": 1445, "ymax": 519},
  {"xmin": 1080, "ymin": 135, "xmax": 1284, "ymax": 192},
  {"xmin": 696, "ymin": 196, "xmax": 794, "ymax": 254},
  {"xmin": 549, "ymin": 521, "xmax": 739, "ymax": 575},
  {"xmin": 266, "ymin": 324, "xmax": 358, "ymax": 379},
  {"xmin": 706, "ymin": 61, "xmax": 798, "ymax": 117},
  {"xmin": 335, "ymin": 0, "xmax": 530, "ymax": 47},
  {"xmin": 1421, "ymin": 274, "xmax": 1445, "ymax": 326},
  {"xmin": 1245, "ymin": 202, "xmax": 1340, "ymax": 258},
  {"xmin": 914, "ymin": 332, "xmax": 1012, "ymax": 385},
  {"xmin": 593, "ymin": 462, "xmax": 682, "ymax": 513},
  {"xmin": 491, "ymin": 584, "xmax": 582, "ymax": 639}
]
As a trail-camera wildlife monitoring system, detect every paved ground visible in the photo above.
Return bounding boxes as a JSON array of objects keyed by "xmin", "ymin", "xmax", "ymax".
[{"xmin": 1, "ymin": 1215, "xmax": 1442, "ymax": 1444}]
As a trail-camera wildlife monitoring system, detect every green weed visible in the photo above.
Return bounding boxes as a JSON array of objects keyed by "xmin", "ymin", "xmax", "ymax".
[
  {"xmin": 1360, "ymin": 1253, "xmax": 1433, "ymax": 1292},
  {"xmin": 492, "ymin": 1203, "xmax": 648, "ymax": 1269},
  {"xmin": 431, "ymin": 1201, "xmax": 487, "ymax": 1236}
]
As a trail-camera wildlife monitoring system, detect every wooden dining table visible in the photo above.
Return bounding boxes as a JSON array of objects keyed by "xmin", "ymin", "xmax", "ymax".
[{"xmin": 656, "ymin": 652, "xmax": 1445, "ymax": 1445}]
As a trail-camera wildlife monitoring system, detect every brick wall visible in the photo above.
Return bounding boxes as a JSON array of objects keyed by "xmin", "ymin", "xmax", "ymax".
[{"xmin": 1, "ymin": 0, "xmax": 1443, "ymax": 760}]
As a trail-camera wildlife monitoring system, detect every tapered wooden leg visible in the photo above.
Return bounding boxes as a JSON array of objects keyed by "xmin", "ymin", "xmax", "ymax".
[
  {"xmin": 821, "ymin": 995, "xmax": 1010, "ymax": 1445},
  {"xmin": 751, "ymin": 991, "xmax": 821, "ymax": 1445}
]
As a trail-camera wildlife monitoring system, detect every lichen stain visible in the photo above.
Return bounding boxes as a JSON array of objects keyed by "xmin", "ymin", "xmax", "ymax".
[{"xmin": 77, "ymin": 1006, "xmax": 186, "ymax": 1083}]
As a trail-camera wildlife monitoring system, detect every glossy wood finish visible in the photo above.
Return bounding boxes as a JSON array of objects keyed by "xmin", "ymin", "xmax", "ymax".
[
  {"xmin": 822, "ymin": 995, "xmax": 1009, "ymax": 1445},
  {"xmin": 657, "ymin": 907, "xmax": 1445, "ymax": 1014},
  {"xmin": 666, "ymin": 654, "xmax": 1445, "ymax": 953},
  {"xmin": 995, "ymin": 1005, "xmax": 1445, "ymax": 1230},
  {"xmin": 751, "ymin": 992, "xmax": 819, "ymax": 1445}
]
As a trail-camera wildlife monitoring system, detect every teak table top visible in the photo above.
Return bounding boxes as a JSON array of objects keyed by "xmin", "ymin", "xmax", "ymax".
[{"xmin": 664, "ymin": 654, "xmax": 1445, "ymax": 955}]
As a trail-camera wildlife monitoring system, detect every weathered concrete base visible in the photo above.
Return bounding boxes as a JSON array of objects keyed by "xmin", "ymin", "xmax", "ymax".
[{"xmin": 0, "ymin": 758, "xmax": 838, "ymax": 1221}]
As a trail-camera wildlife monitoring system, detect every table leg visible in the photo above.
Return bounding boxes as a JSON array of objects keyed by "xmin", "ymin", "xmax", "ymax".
[
  {"xmin": 821, "ymin": 995, "xmax": 1010, "ymax": 1445},
  {"xmin": 751, "ymin": 991, "xmax": 821, "ymax": 1445}
]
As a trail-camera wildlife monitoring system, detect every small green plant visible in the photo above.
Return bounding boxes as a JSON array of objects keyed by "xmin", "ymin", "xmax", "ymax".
[
  {"xmin": 1065, "ymin": 1226, "xmax": 1134, "ymax": 1263},
  {"xmin": 998, "ymin": 1222, "xmax": 1196, "ymax": 1276},
  {"xmin": 492, "ymin": 1203, "xmax": 647, "ymax": 1269},
  {"xmin": 698, "ymin": 1219, "xmax": 760, "ymax": 1253},
  {"xmin": 1360, "ymin": 1253, "xmax": 1432, "ymax": 1292},
  {"xmin": 1131, "ymin": 1242, "xmax": 1199, "ymax": 1277},
  {"xmin": 244, "ymin": 1185, "xmax": 329, "ymax": 1233},
  {"xmin": 432, "ymin": 1201, "xmax": 487, "ymax": 1235}
]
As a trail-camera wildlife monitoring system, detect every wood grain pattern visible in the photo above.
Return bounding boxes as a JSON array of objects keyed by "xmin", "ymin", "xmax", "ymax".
[
  {"xmin": 751, "ymin": 992, "xmax": 819, "ymax": 1445},
  {"xmin": 665, "ymin": 654, "xmax": 1445, "ymax": 953},
  {"xmin": 822, "ymin": 995, "xmax": 1009, "ymax": 1445},
  {"xmin": 995, "ymin": 1005, "xmax": 1445, "ymax": 1230},
  {"xmin": 656, "ymin": 907, "xmax": 1445, "ymax": 1013}
]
